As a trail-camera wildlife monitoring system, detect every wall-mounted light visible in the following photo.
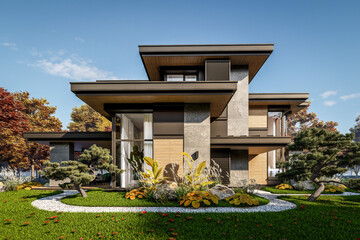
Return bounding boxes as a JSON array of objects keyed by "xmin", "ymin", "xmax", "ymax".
[{"xmin": 191, "ymin": 151, "xmax": 199, "ymax": 160}]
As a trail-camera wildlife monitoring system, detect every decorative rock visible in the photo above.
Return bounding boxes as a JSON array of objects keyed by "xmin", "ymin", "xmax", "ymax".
[
  {"xmin": 126, "ymin": 180, "xmax": 141, "ymax": 191},
  {"xmin": 290, "ymin": 180, "xmax": 315, "ymax": 190},
  {"xmin": 153, "ymin": 182, "xmax": 178, "ymax": 201},
  {"xmin": 209, "ymin": 184, "xmax": 235, "ymax": 200}
]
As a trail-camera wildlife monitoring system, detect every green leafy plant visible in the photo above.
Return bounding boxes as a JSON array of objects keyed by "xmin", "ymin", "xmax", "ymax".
[
  {"xmin": 125, "ymin": 188, "xmax": 146, "ymax": 200},
  {"xmin": 179, "ymin": 190, "xmax": 219, "ymax": 208},
  {"xmin": 181, "ymin": 152, "xmax": 214, "ymax": 191},
  {"xmin": 324, "ymin": 184, "xmax": 345, "ymax": 193},
  {"xmin": 127, "ymin": 145, "xmax": 144, "ymax": 179},
  {"xmin": 224, "ymin": 193, "xmax": 259, "ymax": 206},
  {"xmin": 139, "ymin": 157, "xmax": 166, "ymax": 193}
]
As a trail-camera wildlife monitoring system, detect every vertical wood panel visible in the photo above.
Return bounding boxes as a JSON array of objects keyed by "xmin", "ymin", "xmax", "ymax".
[
  {"xmin": 248, "ymin": 106, "xmax": 268, "ymax": 128},
  {"xmin": 248, "ymin": 153, "xmax": 268, "ymax": 184},
  {"xmin": 154, "ymin": 139, "xmax": 184, "ymax": 180}
]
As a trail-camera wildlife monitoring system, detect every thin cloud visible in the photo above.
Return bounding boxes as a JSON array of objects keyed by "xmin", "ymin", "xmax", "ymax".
[
  {"xmin": 75, "ymin": 37, "xmax": 85, "ymax": 43},
  {"xmin": 320, "ymin": 90, "xmax": 337, "ymax": 99},
  {"xmin": 340, "ymin": 93, "xmax": 360, "ymax": 101},
  {"xmin": 29, "ymin": 48, "xmax": 43, "ymax": 57},
  {"xmin": 31, "ymin": 56, "xmax": 117, "ymax": 81},
  {"xmin": 324, "ymin": 100, "xmax": 337, "ymax": 106},
  {"xmin": 1, "ymin": 41, "xmax": 17, "ymax": 51}
]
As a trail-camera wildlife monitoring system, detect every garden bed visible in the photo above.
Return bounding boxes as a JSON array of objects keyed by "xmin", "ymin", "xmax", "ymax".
[
  {"xmin": 60, "ymin": 188, "xmax": 269, "ymax": 207},
  {"xmin": 261, "ymin": 186, "xmax": 357, "ymax": 194}
]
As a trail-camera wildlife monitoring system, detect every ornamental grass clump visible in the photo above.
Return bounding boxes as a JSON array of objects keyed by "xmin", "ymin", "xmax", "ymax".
[
  {"xmin": 125, "ymin": 188, "xmax": 146, "ymax": 200},
  {"xmin": 179, "ymin": 190, "xmax": 218, "ymax": 208},
  {"xmin": 275, "ymin": 183, "xmax": 293, "ymax": 190},
  {"xmin": 224, "ymin": 193, "xmax": 259, "ymax": 206},
  {"xmin": 0, "ymin": 166, "xmax": 31, "ymax": 191}
]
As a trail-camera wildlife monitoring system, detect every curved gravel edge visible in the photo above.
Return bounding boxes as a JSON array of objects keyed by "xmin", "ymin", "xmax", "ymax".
[{"xmin": 31, "ymin": 190, "xmax": 297, "ymax": 213}]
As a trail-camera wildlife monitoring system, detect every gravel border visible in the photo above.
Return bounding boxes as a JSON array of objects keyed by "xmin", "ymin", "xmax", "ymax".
[{"xmin": 31, "ymin": 190, "xmax": 297, "ymax": 213}]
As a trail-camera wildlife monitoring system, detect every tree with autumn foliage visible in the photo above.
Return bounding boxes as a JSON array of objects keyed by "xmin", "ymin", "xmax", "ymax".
[
  {"xmin": 68, "ymin": 104, "xmax": 111, "ymax": 132},
  {"xmin": 0, "ymin": 88, "xmax": 29, "ymax": 168},
  {"xmin": 14, "ymin": 92, "xmax": 63, "ymax": 180},
  {"xmin": 287, "ymin": 101, "xmax": 338, "ymax": 139}
]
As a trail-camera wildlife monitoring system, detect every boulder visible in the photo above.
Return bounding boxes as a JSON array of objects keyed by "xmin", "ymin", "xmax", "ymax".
[
  {"xmin": 290, "ymin": 180, "xmax": 315, "ymax": 190},
  {"xmin": 126, "ymin": 180, "xmax": 141, "ymax": 191},
  {"xmin": 209, "ymin": 184, "xmax": 235, "ymax": 200},
  {"xmin": 153, "ymin": 182, "xmax": 178, "ymax": 201}
]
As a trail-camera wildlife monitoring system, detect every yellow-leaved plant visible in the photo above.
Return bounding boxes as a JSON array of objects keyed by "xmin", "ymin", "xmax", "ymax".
[
  {"xmin": 275, "ymin": 183, "xmax": 293, "ymax": 190},
  {"xmin": 139, "ymin": 157, "xmax": 166, "ymax": 192},
  {"xmin": 179, "ymin": 190, "xmax": 219, "ymax": 208},
  {"xmin": 125, "ymin": 188, "xmax": 146, "ymax": 200},
  {"xmin": 224, "ymin": 193, "xmax": 259, "ymax": 206},
  {"xmin": 181, "ymin": 152, "xmax": 214, "ymax": 191}
]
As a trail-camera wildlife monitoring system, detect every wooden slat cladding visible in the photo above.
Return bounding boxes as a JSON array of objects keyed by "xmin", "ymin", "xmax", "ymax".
[
  {"xmin": 248, "ymin": 106, "xmax": 268, "ymax": 128},
  {"xmin": 248, "ymin": 153, "xmax": 268, "ymax": 184},
  {"xmin": 153, "ymin": 139, "xmax": 184, "ymax": 181}
]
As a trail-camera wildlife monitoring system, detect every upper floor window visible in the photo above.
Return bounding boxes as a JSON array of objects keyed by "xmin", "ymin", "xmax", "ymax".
[{"xmin": 165, "ymin": 74, "xmax": 197, "ymax": 82}]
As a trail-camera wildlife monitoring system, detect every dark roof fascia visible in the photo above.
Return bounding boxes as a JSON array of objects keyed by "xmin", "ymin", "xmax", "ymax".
[
  {"xmin": 24, "ymin": 132, "xmax": 111, "ymax": 141},
  {"xmin": 211, "ymin": 136, "xmax": 292, "ymax": 146}
]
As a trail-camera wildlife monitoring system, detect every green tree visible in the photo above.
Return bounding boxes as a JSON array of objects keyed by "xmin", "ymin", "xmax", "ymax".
[
  {"xmin": 287, "ymin": 101, "xmax": 338, "ymax": 139},
  {"xmin": 340, "ymin": 142, "xmax": 360, "ymax": 179},
  {"xmin": 14, "ymin": 91, "xmax": 62, "ymax": 180},
  {"xmin": 350, "ymin": 115, "xmax": 360, "ymax": 142},
  {"xmin": 42, "ymin": 161, "xmax": 94, "ymax": 197},
  {"xmin": 277, "ymin": 128, "xmax": 353, "ymax": 201},
  {"xmin": 68, "ymin": 104, "xmax": 111, "ymax": 132}
]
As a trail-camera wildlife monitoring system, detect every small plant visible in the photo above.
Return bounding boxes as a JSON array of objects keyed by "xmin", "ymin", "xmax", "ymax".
[
  {"xmin": 127, "ymin": 145, "xmax": 144, "ymax": 179},
  {"xmin": 179, "ymin": 190, "xmax": 219, "ymax": 208},
  {"xmin": 224, "ymin": 193, "xmax": 259, "ymax": 206},
  {"xmin": 175, "ymin": 185, "xmax": 190, "ymax": 201},
  {"xmin": 139, "ymin": 157, "xmax": 167, "ymax": 193},
  {"xmin": 324, "ymin": 184, "xmax": 345, "ymax": 193},
  {"xmin": 125, "ymin": 188, "xmax": 146, "ymax": 200},
  {"xmin": 275, "ymin": 183, "xmax": 293, "ymax": 190},
  {"xmin": 348, "ymin": 179, "xmax": 360, "ymax": 190},
  {"xmin": 16, "ymin": 182, "xmax": 43, "ymax": 190},
  {"xmin": 0, "ymin": 166, "xmax": 31, "ymax": 191},
  {"xmin": 182, "ymin": 152, "xmax": 214, "ymax": 191}
]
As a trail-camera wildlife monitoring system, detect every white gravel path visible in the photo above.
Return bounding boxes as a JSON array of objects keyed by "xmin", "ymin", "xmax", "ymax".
[{"xmin": 31, "ymin": 189, "xmax": 360, "ymax": 213}]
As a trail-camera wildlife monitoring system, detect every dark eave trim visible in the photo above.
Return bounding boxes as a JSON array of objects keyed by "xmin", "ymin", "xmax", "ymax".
[{"xmin": 24, "ymin": 132, "xmax": 112, "ymax": 141}]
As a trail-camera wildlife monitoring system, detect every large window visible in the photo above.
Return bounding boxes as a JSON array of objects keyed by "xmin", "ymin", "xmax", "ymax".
[{"xmin": 114, "ymin": 113, "xmax": 153, "ymax": 187}]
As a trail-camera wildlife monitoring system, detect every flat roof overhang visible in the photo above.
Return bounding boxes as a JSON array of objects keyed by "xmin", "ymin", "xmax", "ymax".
[
  {"xmin": 139, "ymin": 44, "xmax": 274, "ymax": 82},
  {"xmin": 71, "ymin": 81, "xmax": 238, "ymax": 118},
  {"xmin": 24, "ymin": 132, "xmax": 112, "ymax": 150},
  {"xmin": 249, "ymin": 93, "xmax": 309, "ymax": 114},
  {"xmin": 211, "ymin": 136, "xmax": 291, "ymax": 154}
]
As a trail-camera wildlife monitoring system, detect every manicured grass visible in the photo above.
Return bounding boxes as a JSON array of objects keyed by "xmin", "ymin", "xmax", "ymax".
[
  {"xmin": 262, "ymin": 186, "xmax": 345, "ymax": 194},
  {"xmin": 1, "ymin": 190, "xmax": 360, "ymax": 239},
  {"xmin": 61, "ymin": 188, "xmax": 269, "ymax": 207}
]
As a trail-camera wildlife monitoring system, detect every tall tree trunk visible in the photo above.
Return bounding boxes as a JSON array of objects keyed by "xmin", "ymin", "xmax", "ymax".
[
  {"xmin": 307, "ymin": 181, "xmax": 325, "ymax": 202},
  {"xmin": 111, "ymin": 173, "xmax": 116, "ymax": 189},
  {"xmin": 30, "ymin": 162, "xmax": 35, "ymax": 182},
  {"xmin": 74, "ymin": 183, "xmax": 87, "ymax": 197}
]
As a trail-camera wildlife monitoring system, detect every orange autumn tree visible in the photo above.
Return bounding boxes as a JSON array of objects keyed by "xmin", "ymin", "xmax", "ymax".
[
  {"xmin": 0, "ymin": 88, "xmax": 30, "ymax": 169},
  {"xmin": 14, "ymin": 92, "xmax": 63, "ymax": 180},
  {"xmin": 287, "ymin": 101, "xmax": 338, "ymax": 139},
  {"xmin": 68, "ymin": 104, "xmax": 111, "ymax": 132}
]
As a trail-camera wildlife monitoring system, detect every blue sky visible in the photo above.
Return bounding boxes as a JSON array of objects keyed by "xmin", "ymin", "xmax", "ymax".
[{"xmin": 1, "ymin": 0, "xmax": 359, "ymax": 133}]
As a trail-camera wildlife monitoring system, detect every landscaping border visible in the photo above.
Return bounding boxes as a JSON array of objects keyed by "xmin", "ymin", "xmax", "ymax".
[{"xmin": 31, "ymin": 190, "xmax": 298, "ymax": 213}]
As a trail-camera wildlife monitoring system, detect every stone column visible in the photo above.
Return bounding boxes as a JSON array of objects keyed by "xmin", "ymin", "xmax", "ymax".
[
  {"xmin": 227, "ymin": 66, "xmax": 249, "ymax": 136},
  {"xmin": 184, "ymin": 103, "xmax": 211, "ymax": 165}
]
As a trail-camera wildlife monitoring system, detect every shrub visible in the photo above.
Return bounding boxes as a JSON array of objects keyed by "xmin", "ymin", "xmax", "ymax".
[
  {"xmin": 224, "ymin": 193, "xmax": 259, "ymax": 206},
  {"xmin": 179, "ymin": 190, "xmax": 219, "ymax": 208},
  {"xmin": 16, "ymin": 182, "xmax": 43, "ymax": 190},
  {"xmin": 324, "ymin": 185, "xmax": 345, "ymax": 193},
  {"xmin": 139, "ymin": 157, "xmax": 166, "ymax": 193},
  {"xmin": 175, "ymin": 185, "xmax": 190, "ymax": 201},
  {"xmin": 0, "ymin": 166, "xmax": 31, "ymax": 191},
  {"xmin": 275, "ymin": 183, "xmax": 293, "ymax": 190},
  {"xmin": 235, "ymin": 179, "xmax": 259, "ymax": 194},
  {"xmin": 125, "ymin": 188, "xmax": 146, "ymax": 200},
  {"xmin": 348, "ymin": 179, "xmax": 360, "ymax": 190}
]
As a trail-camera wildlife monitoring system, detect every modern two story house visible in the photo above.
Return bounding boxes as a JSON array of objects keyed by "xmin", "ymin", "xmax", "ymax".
[{"xmin": 25, "ymin": 44, "xmax": 309, "ymax": 188}]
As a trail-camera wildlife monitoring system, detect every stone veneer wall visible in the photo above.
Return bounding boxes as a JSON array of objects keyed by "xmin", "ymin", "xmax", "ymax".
[
  {"xmin": 227, "ymin": 66, "xmax": 249, "ymax": 136},
  {"xmin": 184, "ymin": 103, "xmax": 210, "ymax": 165}
]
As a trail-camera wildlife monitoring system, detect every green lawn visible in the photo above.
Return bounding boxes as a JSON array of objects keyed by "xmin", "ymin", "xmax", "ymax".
[
  {"xmin": 261, "ymin": 186, "xmax": 347, "ymax": 194},
  {"xmin": 61, "ymin": 189, "xmax": 269, "ymax": 207},
  {"xmin": 1, "ymin": 190, "xmax": 360, "ymax": 240}
]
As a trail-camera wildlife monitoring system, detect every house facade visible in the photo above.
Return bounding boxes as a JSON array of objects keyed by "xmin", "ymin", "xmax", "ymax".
[{"xmin": 25, "ymin": 44, "xmax": 309, "ymax": 187}]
